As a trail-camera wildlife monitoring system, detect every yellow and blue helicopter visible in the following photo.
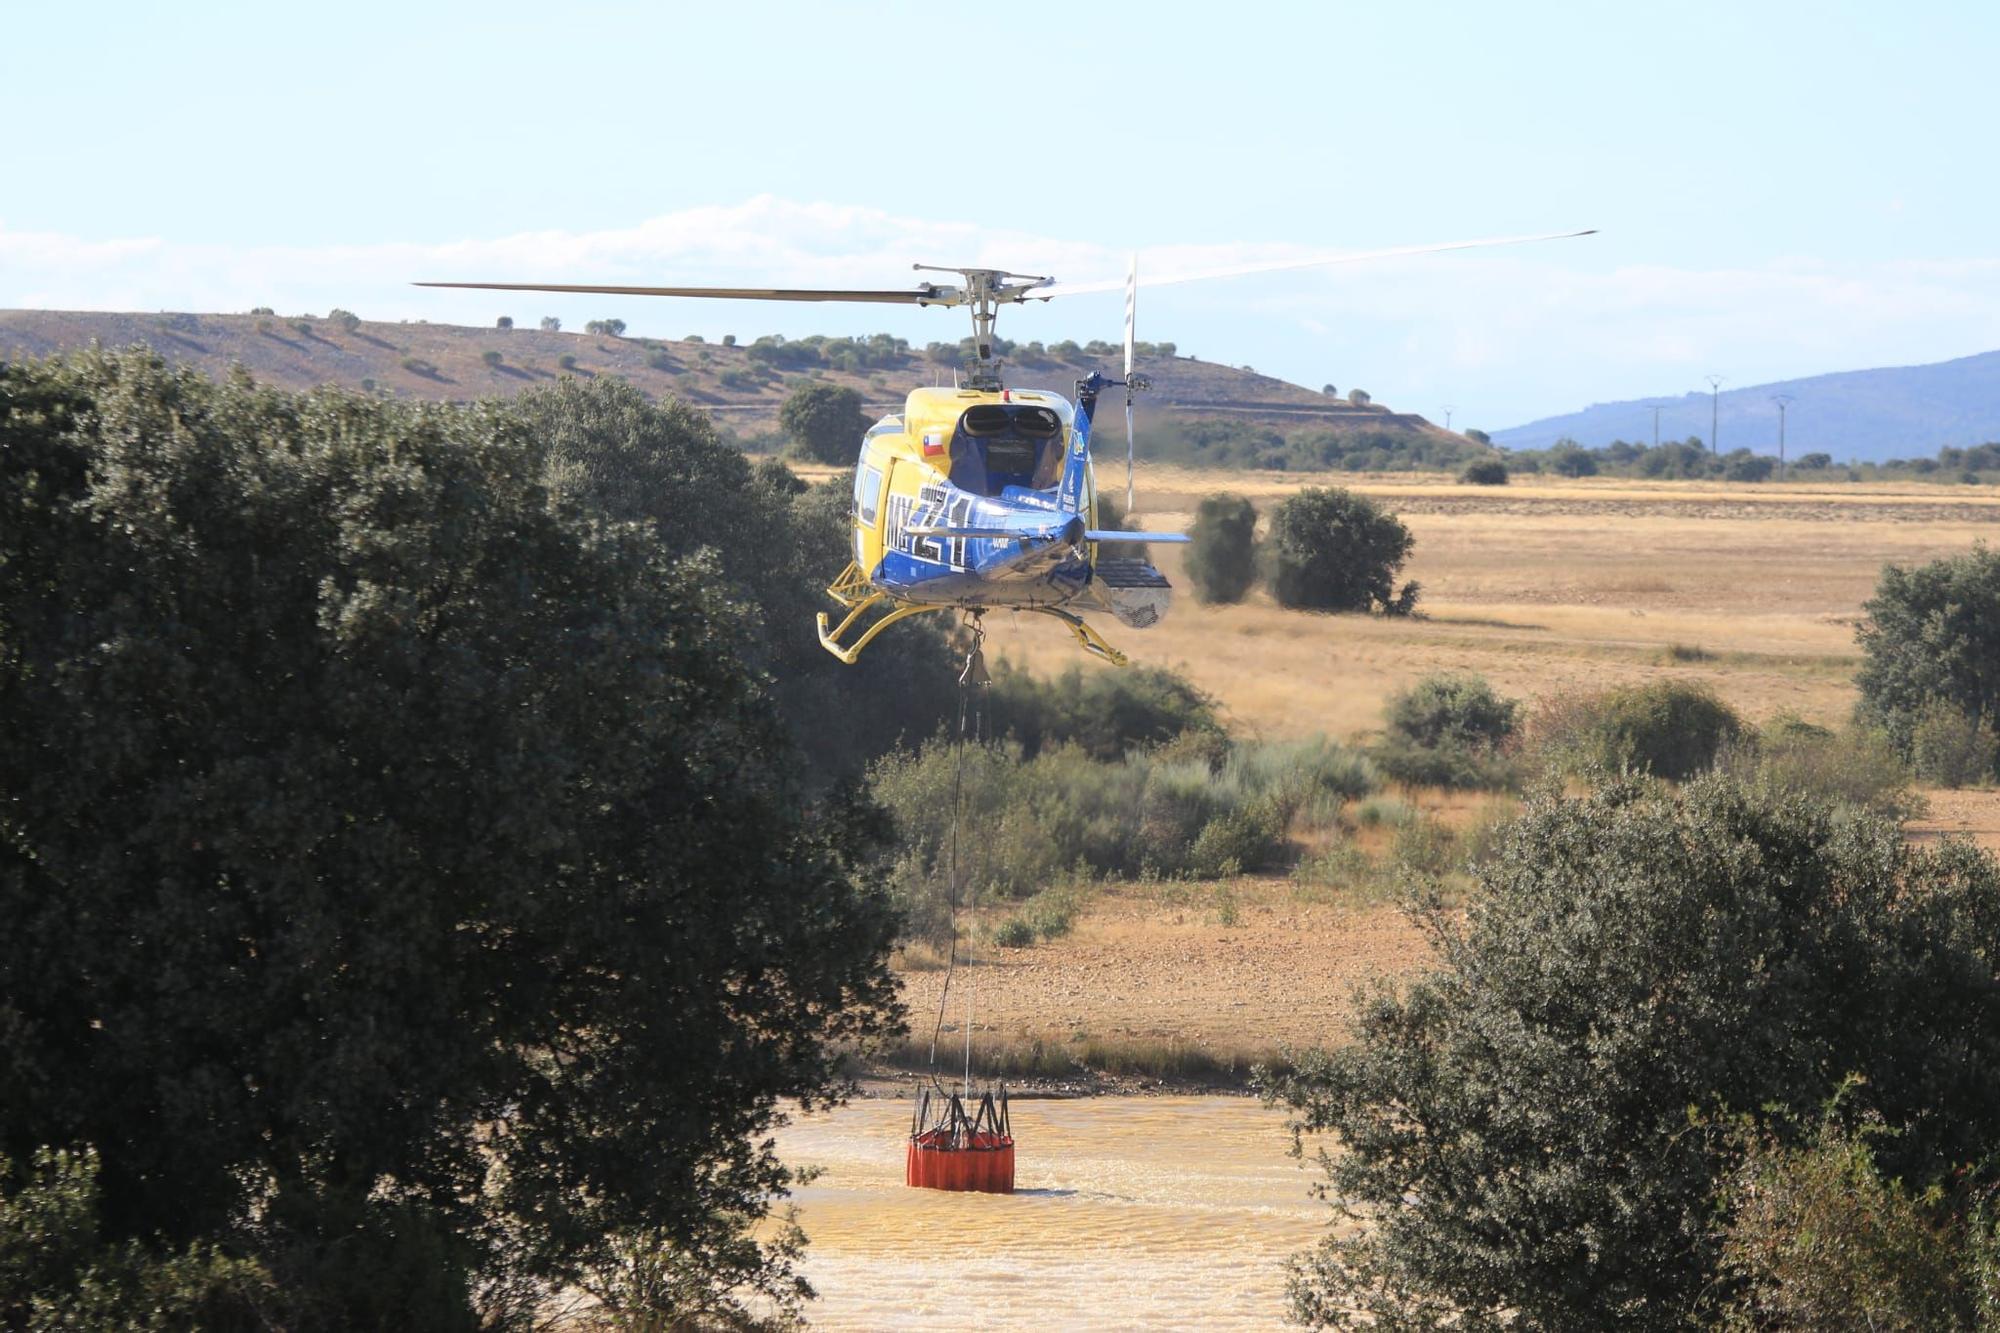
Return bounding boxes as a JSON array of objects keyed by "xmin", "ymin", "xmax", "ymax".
[{"xmin": 419, "ymin": 229, "xmax": 1592, "ymax": 664}]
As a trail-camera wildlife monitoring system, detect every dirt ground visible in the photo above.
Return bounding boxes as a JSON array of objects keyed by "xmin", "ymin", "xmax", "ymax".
[{"xmin": 884, "ymin": 470, "xmax": 2000, "ymax": 1058}]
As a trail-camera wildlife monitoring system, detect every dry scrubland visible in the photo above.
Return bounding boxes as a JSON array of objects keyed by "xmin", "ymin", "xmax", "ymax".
[{"xmin": 868, "ymin": 468, "xmax": 2000, "ymax": 1070}]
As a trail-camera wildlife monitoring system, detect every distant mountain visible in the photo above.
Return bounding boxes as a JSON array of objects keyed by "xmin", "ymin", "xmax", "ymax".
[
  {"xmin": 1494, "ymin": 350, "xmax": 2000, "ymax": 463},
  {"xmin": 0, "ymin": 308, "xmax": 1444, "ymax": 442}
]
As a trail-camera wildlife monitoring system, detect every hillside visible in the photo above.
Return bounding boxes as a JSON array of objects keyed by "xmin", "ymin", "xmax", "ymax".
[
  {"xmin": 0, "ymin": 308, "xmax": 1449, "ymax": 444},
  {"xmin": 1494, "ymin": 348, "xmax": 2000, "ymax": 463}
]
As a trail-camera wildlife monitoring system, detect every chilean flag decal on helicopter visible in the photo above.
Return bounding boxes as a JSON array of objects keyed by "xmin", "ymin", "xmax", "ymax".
[{"xmin": 922, "ymin": 429, "xmax": 948, "ymax": 458}]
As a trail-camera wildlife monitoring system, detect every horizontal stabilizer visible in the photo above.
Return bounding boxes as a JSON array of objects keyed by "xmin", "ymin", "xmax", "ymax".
[
  {"xmin": 1086, "ymin": 530, "xmax": 1190, "ymax": 543},
  {"xmin": 905, "ymin": 526, "xmax": 1021, "ymax": 540}
]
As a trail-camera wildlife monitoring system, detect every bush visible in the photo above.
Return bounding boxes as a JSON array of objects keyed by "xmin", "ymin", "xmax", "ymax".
[
  {"xmin": 1184, "ymin": 493, "xmax": 1259, "ymax": 604},
  {"xmin": 1262, "ymin": 775, "xmax": 2000, "ymax": 1329},
  {"xmin": 1857, "ymin": 546, "xmax": 2000, "ymax": 775},
  {"xmin": 399, "ymin": 355, "xmax": 438, "ymax": 378},
  {"xmin": 1909, "ymin": 700, "xmax": 2000, "ymax": 787},
  {"xmin": 1261, "ymin": 487, "xmax": 1418, "ymax": 614},
  {"xmin": 557, "ymin": 353, "xmax": 577, "ymax": 370},
  {"xmin": 584, "ymin": 318, "xmax": 626, "ymax": 337},
  {"xmin": 1458, "ymin": 457, "xmax": 1508, "ymax": 485},
  {"xmin": 779, "ymin": 382, "xmax": 869, "ymax": 465},
  {"xmin": 327, "ymin": 308, "xmax": 360, "ymax": 334},
  {"xmin": 1719, "ymin": 1115, "xmax": 1996, "ymax": 1330},
  {"xmin": 481, "ymin": 349, "xmax": 503, "ymax": 367},
  {"xmin": 646, "ymin": 349, "xmax": 676, "ymax": 371},
  {"xmin": 1535, "ymin": 680, "xmax": 1742, "ymax": 781},
  {"xmin": 1719, "ymin": 715, "xmax": 1919, "ymax": 818},
  {"xmin": 870, "ymin": 730, "xmax": 1374, "ymax": 939},
  {"xmin": 1374, "ymin": 673, "xmax": 1519, "ymax": 790},
  {"xmin": 539, "ymin": 316, "xmax": 561, "ymax": 332},
  {"xmin": 0, "ymin": 1145, "xmax": 277, "ymax": 1326},
  {"xmin": 987, "ymin": 660, "xmax": 1220, "ymax": 761},
  {"xmin": 495, "ymin": 315, "xmax": 513, "ymax": 330}
]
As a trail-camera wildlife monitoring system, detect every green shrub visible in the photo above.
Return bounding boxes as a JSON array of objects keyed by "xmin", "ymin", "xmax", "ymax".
[
  {"xmin": 398, "ymin": 355, "xmax": 437, "ymax": 378},
  {"xmin": 1721, "ymin": 716, "xmax": 1920, "ymax": 818},
  {"xmin": 1458, "ymin": 457, "xmax": 1508, "ymax": 485},
  {"xmin": 1909, "ymin": 700, "xmax": 2000, "ymax": 787},
  {"xmin": 481, "ymin": 349, "xmax": 503, "ymax": 367},
  {"xmin": 1261, "ymin": 487, "xmax": 1418, "ymax": 614},
  {"xmin": 1537, "ymin": 680, "xmax": 1743, "ymax": 781},
  {"xmin": 993, "ymin": 917, "xmax": 1035, "ymax": 948},
  {"xmin": 646, "ymin": 349, "xmax": 676, "ymax": 371},
  {"xmin": 584, "ymin": 318, "xmax": 626, "ymax": 336},
  {"xmin": 1856, "ymin": 545, "xmax": 2000, "ymax": 762},
  {"xmin": 0, "ymin": 1145, "xmax": 276, "ymax": 1327},
  {"xmin": 557, "ymin": 353, "xmax": 577, "ymax": 370},
  {"xmin": 495, "ymin": 315, "xmax": 513, "ymax": 330},
  {"xmin": 328, "ymin": 307, "xmax": 360, "ymax": 334},
  {"xmin": 1719, "ymin": 1115, "xmax": 1992, "ymax": 1331},
  {"xmin": 1188, "ymin": 802, "xmax": 1286, "ymax": 878},
  {"xmin": 1185, "ymin": 493, "xmax": 1259, "ymax": 604},
  {"xmin": 987, "ymin": 659, "xmax": 1220, "ymax": 761},
  {"xmin": 1262, "ymin": 775, "xmax": 2000, "ymax": 1328},
  {"xmin": 1373, "ymin": 673, "xmax": 1519, "ymax": 790}
]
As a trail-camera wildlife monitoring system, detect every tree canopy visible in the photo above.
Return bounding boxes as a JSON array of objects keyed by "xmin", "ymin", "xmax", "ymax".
[
  {"xmin": 1260, "ymin": 487, "xmax": 1418, "ymax": 614},
  {"xmin": 1263, "ymin": 775, "xmax": 2000, "ymax": 1329},
  {"xmin": 0, "ymin": 350, "xmax": 907, "ymax": 1326},
  {"xmin": 779, "ymin": 382, "xmax": 871, "ymax": 466},
  {"xmin": 1856, "ymin": 544, "xmax": 2000, "ymax": 778}
]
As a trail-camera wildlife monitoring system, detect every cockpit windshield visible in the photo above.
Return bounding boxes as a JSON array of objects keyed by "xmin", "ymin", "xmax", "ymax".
[{"xmin": 948, "ymin": 404, "xmax": 1065, "ymax": 497}]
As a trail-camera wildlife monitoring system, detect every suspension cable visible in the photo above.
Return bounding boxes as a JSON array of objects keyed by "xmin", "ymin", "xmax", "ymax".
[{"xmin": 927, "ymin": 613, "xmax": 988, "ymax": 1096}]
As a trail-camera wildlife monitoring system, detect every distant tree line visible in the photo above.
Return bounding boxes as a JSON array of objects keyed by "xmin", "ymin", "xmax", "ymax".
[{"xmin": 1506, "ymin": 435, "xmax": 2000, "ymax": 484}]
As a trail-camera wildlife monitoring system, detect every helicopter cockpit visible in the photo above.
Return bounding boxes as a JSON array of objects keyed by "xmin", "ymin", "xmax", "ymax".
[{"xmin": 947, "ymin": 404, "xmax": 1066, "ymax": 498}]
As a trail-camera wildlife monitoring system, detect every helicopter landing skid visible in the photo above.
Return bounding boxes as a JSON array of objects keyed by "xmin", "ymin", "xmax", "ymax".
[
  {"xmin": 1025, "ymin": 606, "xmax": 1130, "ymax": 666},
  {"xmin": 817, "ymin": 590, "xmax": 952, "ymax": 664}
]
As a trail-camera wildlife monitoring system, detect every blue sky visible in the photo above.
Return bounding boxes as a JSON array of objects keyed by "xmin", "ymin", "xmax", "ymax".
[{"xmin": 5, "ymin": 0, "xmax": 1997, "ymax": 430}]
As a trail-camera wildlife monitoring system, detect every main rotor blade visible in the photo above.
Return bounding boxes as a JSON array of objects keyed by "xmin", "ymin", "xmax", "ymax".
[
  {"xmin": 413, "ymin": 281, "xmax": 941, "ymax": 304},
  {"xmin": 1036, "ymin": 228, "xmax": 1597, "ymax": 299},
  {"xmin": 1124, "ymin": 254, "xmax": 1137, "ymax": 514}
]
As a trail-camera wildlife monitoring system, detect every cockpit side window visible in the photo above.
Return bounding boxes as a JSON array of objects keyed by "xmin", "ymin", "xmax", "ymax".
[{"xmin": 853, "ymin": 464, "xmax": 883, "ymax": 525}]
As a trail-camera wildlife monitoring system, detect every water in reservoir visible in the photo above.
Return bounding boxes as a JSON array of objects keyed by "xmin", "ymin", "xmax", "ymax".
[{"xmin": 774, "ymin": 1094, "xmax": 1331, "ymax": 1331}]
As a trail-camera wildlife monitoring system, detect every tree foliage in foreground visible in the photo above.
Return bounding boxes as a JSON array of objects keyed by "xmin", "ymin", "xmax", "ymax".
[
  {"xmin": 0, "ymin": 351, "xmax": 904, "ymax": 1327},
  {"xmin": 1262, "ymin": 775, "xmax": 2000, "ymax": 1330},
  {"xmin": 1261, "ymin": 487, "xmax": 1418, "ymax": 614}
]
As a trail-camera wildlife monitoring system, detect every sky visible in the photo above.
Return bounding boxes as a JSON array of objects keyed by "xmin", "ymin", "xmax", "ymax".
[{"xmin": 5, "ymin": 0, "xmax": 1999, "ymax": 431}]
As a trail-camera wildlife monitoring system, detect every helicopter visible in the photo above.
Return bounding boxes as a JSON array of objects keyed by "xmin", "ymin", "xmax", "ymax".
[{"xmin": 418, "ymin": 228, "xmax": 1593, "ymax": 664}]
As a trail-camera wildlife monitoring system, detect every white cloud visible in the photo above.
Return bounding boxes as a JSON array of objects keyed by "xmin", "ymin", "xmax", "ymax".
[{"xmin": 6, "ymin": 197, "xmax": 2000, "ymax": 426}]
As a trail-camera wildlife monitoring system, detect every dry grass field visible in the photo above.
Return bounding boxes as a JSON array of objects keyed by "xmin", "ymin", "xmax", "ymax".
[
  {"xmin": 852, "ymin": 468, "xmax": 2000, "ymax": 1068},
  {"xmin": 984, "ymin": 467, "xmax": 2000, "ymax": 741}
]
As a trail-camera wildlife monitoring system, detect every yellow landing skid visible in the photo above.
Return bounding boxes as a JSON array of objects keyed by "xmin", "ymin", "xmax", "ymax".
[
  {"xmin": 815, "ymin": 564, "xmax": 1130, "ymax": 666},
  {"xmin": 817, "ymin": 591, "xmax": 951, "ymax": 665},
  {"xmin": 1027, "ymin": 605, "xmax": 1130, "ymax": 666}
]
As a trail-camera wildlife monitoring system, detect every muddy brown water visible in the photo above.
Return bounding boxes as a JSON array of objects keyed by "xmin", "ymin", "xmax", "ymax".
[{"xmin": 774, "ymin": 1094, "xmax": 1331, "ymax": 1330}]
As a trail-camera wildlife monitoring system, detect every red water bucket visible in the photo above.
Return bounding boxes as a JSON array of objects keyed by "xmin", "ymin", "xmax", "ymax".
[{"xmin": 906, "ymin": 1085, "xmax": 1015, "ymax": 1194}]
